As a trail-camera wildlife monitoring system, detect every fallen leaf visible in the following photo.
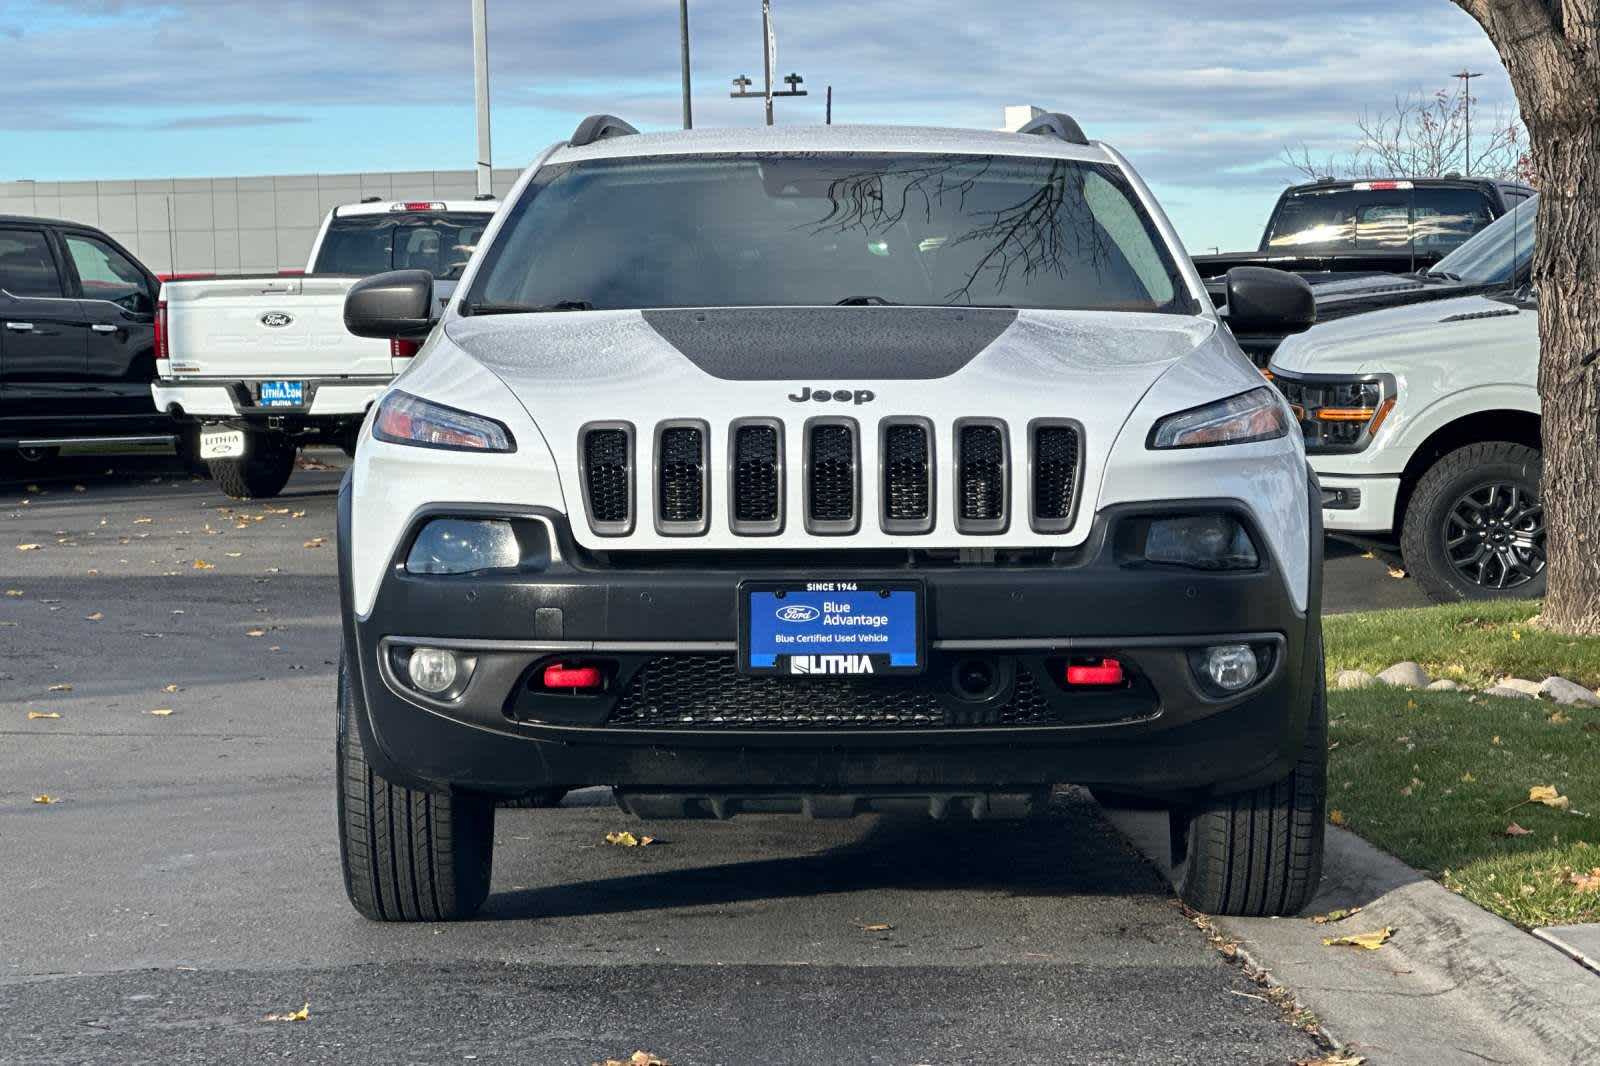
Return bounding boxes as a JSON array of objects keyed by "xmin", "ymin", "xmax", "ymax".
[
  {"xmin": 27, "ymin": 711, "xmax": 62, "ymax": 720},
  {"xmin": 246, "ymin": 629, "xmax": 266, "ymax": 638},
  {"xmin": 1323, "ymin": 927, "xmax": 1393, "ymax": 950},
  {"xmin": 1386, "ymin": 566, "xmax": 1407, "ymax": 579},
  {"xmin": 1461, "ymin": 772, "xmax": 1475, "ymax": 783},
  {"xmin": 16, "ymin": 544, "xmax": 41, "ymax": 551},
  {"xmin": 4, "ymin": 589, "xmax": 22, "ymax": 597},
  {"xmin": 1549, "ymin": 711, "xmax": 1571, "ymax": 725},
  {"xmin": 48, "ymin": 683, "xmax": 72, "ymax": 692},
  {"xmin": 303, "ymin": 537, "xmax": 326, "ymax": 549},
  {"xmin": 32, "ymin": 794, "xmax": 58, "ymax": 805},
  {"xmin": 604, "ymin": 831, "xmax": 654, "ymax": 847},
  {"xmin": 163, "ymin": 684, "xmax": 181, "ymax": 693},
  {"xmin": 1505, "ymin": 823, "xmax": 1533, "ymax": 837},
  {"xmin": 291, "ymin": 510, "xmax": 306, "ymax": 519},
  {"xmin": 859, "ymin": 922, "xmax": 893, "ymax": 932},
  {"xmin": 1360, "ymin": 551, "xmax": 1376, "ymax": 560},
  {"xmin": 148, "ymin": 709, "xmax": 174, "ymax": 717},
  {"xmin": 1295, "ymin": 1054, "xmax": 1365, "ymax": 1066},
  {"xmin": 133, "ymin": 517, "xmax": 153, "ymax": 524},
  {"xmin": 264, "ymin": 1003, "xmax": 310, "ymax": 1023},
  {"xmin": 1312, "ymin": 906, "xmax": 1362, "ymax": 925},
  {"xmin": 192, "ymin": 559, "xmax": 215, "ymax": 570},
  {"xmin": 1328, "ymin": 809, "xmax": 1346, "ymax": 827},
  {"xmin": 1529, "ymin": 785, "xmax": 1571, "ymax": 811},
  {"xmin": 1512, "ymin": 630, "xmax": 1522, "ymax": 641},
  {"xmin": 1568, "ymin": 869, "xmax": 1600, "ymax": 893},
  {"xmin": 225, "ymin": 552, "xmax": 243, "ymax": 558},
  {"xmin": 594, "ymin": 1053, "xmax": 669, "ymax": 1066},
  {"xmin": 73, "ymin": 484, "xmax": 86, "ymax": 493},
  {"xmin": 85, "ymin": 612, "xmax": 103, "ymax": 621}
]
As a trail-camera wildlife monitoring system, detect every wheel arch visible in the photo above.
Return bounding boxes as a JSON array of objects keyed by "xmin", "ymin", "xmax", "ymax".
[{"xmin": 1395, "ymin": 408, "xmax": 1541, "ymax": 528}]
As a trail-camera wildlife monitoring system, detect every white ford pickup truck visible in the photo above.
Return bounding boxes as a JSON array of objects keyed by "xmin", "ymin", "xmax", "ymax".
[
  {"xmin": 1269, "ymin": 196, "xmax": 1541, "ymax": 601},
  {"xmin": 153, "ymin": 199, "xmax": 498, "ymax": 498}
]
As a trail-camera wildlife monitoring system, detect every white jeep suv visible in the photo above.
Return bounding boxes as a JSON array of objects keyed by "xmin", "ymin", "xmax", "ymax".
[{"xmin": 334, "ymin": 113, "xmax": 1327, "ymax": 921}]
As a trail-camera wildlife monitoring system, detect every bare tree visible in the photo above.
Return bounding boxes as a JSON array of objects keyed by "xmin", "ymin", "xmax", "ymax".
[
  {"xmin": 1451, "ymin": 0, "xmax": 1600, "ymax": 634},
  {"xmin": 1282, "ymin": 84, "xmax": 1531, "ymax": 182}
]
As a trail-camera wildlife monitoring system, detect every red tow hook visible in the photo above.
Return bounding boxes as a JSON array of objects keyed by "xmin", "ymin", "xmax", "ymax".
[
  {"xmin": 542, "ymin": 664, "xmax": 604, "ymax": 691},
  {"xmin": 1065, "ymin": 658, "xmax": 1125, "ymax": 687}
]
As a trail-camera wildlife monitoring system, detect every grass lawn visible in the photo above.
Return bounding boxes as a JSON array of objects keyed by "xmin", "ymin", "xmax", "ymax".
[{"xmin": 1325, "ymin": 601, "xmax": 1600, "ymax": 928}]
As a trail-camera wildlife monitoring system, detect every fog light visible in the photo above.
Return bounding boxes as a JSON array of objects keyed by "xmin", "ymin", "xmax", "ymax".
[
  {"xmin": 1203, "ymin": 644, "xmax": 1259, "ymax": 691},
  {"xmin": 407, "ymin": 647, "xmax": 459, "ymax": 694}
]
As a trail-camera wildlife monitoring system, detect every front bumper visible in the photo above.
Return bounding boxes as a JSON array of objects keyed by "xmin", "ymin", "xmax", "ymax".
[
  {"xmin": 339, "ymin": 483, "xmax": 1323, "ymax": 805},
  {"xmin": 153, "ymin": 377, "xmax": 390, "ymax": 421},
  {"xmin": 1317, "ymin": 473, "xmax": 1400, "ymax": 535}
]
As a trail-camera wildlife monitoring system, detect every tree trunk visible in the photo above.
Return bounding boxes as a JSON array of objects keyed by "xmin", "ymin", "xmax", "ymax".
[{"xmin": 1455, "ymin": 0, "xmax": 1600, "ymax": 634}]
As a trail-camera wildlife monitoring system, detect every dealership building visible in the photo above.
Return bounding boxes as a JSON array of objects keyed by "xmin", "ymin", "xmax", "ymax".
[{"xmin": 0, "ymin": 167, "xmax": 525, "ymax": 276}]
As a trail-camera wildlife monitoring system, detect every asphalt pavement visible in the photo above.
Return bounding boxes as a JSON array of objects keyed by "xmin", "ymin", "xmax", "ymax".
[{"xmin": 0, "ymin": 448, "xmax": 1414, "ymax": 1065}]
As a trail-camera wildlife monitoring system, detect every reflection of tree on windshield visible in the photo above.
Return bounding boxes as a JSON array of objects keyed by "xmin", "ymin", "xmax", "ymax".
[{"xmin": 806, "ymin": 155, "xmax": 1115, "ymax": 304}]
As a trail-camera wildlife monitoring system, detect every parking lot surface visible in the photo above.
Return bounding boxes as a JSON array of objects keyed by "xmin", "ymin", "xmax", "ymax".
[{"xmin": 0, "ymin": 452, "xmax": 1401, "ymax": 1064}]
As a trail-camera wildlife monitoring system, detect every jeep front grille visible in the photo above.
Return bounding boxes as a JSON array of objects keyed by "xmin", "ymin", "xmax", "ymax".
[
  {"xmin": 730, "ymin": 419, "xmax": 783, "ymax": 535},
  {"xmin": 805, "ymin": 418, "xmax": 859, "ymax": 535},
  {"xmin": 956, "ymin": 419, "xmax": 1009, "ymax": 533},
  {"xmin": 1030, "ymin": 421, "xmax": 1082, "ymax": 532},
  {"xmin": 579, "ymin": 423, "xmax": 634, "ymax": 536},
  {"xmin": 881, "ymin": 419, "xmax": 933, "ymax": 534},
  {"xmin": 655, "ymin": 421, "xmax": 709, "ymax": 535}
]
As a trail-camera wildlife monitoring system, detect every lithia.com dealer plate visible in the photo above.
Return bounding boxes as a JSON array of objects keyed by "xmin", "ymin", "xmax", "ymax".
[{"xmin": 739, "ymin": 579, "xmax": 924, "ymax": 676}]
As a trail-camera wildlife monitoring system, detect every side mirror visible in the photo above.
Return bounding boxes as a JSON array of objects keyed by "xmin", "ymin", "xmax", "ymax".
[
  {"xmin": 344, "ymin": 269, "xmax": 435, "ymax": 339},
  {"xmin": 1224, "ymin": 266, "xmax": 1316, "ymax": 335}
]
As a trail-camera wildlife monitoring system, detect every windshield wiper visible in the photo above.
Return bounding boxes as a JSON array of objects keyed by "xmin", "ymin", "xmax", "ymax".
[
  {"xmin": 462, "ymin": 299, "xmax": 594, "ymax": 316},
  {"xmin": 836, "ymin": 295, "xmax": 898, "ymax": 306}
]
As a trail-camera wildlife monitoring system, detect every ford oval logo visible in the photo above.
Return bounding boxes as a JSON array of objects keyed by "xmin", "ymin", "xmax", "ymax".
[
  {"xmin": 260, "ymin": 311, "xmax": 293, "ymax": 328},
  {"xmin": 776, "ymin": 604, "xmax": 821, "ymax": 624}
]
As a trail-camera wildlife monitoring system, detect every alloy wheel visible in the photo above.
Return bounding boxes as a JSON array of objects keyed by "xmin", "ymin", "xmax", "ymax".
[{"xmin": 1442, "ymin": 481, "xmax": 1545, "ymax": 590}]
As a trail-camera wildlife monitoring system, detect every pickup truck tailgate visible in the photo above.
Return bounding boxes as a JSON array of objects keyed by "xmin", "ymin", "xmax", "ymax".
[{"xmin": 163, "ymin": 275, "xmax": 394, "ymax": 379}]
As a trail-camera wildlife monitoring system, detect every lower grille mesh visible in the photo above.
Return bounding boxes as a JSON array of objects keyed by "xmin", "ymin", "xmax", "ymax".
[
  {"xmin": 583, "ymin": 428, "xmax": 631, "ymax": 526},
  {"xmin": 1032, "ymin": 425, "xmax": 1080, "ymax": 525},
  {"xmin": 658, "ymin": 426, "xmax": 705, "ymax": 524},
  {"xmin": 606, "ymin": 655, "xmax": 1056, "ymax": 729}
]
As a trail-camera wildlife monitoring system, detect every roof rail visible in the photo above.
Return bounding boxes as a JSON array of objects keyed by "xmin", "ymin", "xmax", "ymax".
[
  {"xmin": 1016, "ymin": 112, "xmax": 1089, "ymax": 147},
  {"xmin": 570, "ymin": 114, "xmax": 639, "ymax": 148}
]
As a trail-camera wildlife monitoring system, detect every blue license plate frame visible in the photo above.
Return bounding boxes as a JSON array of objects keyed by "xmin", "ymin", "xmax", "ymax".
[{"xmin": 259, "ymin": 380, "xmax": 305, "ymax": 407}]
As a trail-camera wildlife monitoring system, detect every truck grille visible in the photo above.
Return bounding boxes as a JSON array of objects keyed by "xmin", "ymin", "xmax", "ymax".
[
  {"xmin": 580, "ymin": 423, "xmax": 633, "ymax": 535},
  {"xmin": 731, "ymin": 420, "xmax": 782, "ymax": 534},
  {"xmin": 1030, "ymin": 422, "xmax": 1082, "ymax": 532},
  {"xmin": 576, "ymin": 418, "xmax": 1082, "ymax": 539},
  {"xmin": 806, "ymin": 419, "xmax": 859, "ymax": 534},
  {"xmin": 655, "ymin": 421, "xmax": 708, "ymax": 535},
  {"xmin": 881, "ymin": 419, "xmax": 933, "ymax": 533},
  {"xmin": 606, "ymin": 655, "xmax": 1055, "ymax": 729},
  {"xmin": 956, "ymin": 420, "xmax": 1009, "ymax": 533}
]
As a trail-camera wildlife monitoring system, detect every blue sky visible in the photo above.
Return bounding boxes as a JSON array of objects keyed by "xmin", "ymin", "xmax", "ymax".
[{"xmin": 1, "ymin": 0, "xmax": 1517, "ymax": 252}]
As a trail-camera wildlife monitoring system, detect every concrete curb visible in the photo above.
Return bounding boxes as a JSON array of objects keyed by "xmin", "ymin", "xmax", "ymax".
[{"xmin": 1104, "ymin": 809, "xmax": 1600, "ymax": 1066}]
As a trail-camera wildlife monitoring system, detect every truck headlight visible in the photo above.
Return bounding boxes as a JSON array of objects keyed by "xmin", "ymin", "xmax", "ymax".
[
  {"xmin": 406, "ymin": 518, "xmax": 521, "ymax": 575},
  {"xmin": 373, "ymin": 391, "xmax": 515, "ymax": 452},
  {"xmin": 1148, "ymin": 387, "xmax": 1291, "ymax": 450},
  {"xmin": 1269, "ymin": 372, "xmax": 1395, "ymax": 453}
]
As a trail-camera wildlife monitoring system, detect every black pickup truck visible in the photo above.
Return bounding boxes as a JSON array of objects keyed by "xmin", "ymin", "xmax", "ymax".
[
  {"xmin": 1194, "ymin": 176, "xmax": 1535, "ymax": 301},
  {"xmin": 0, "ymin": 215, "xmax": 176, "ymax": 469}
]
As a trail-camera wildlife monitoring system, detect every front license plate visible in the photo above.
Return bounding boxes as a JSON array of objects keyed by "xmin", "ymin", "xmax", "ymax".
[
  {"xmin": 199, "ymin": 428, "xmax": 246, "ymax": 459},
  {"xmin": 258, "ymin": 380, "xmax": 305, "ymax": 407},
  {"xmin": 740, "ymin": 580, "xmax": 924, "ymax": 675}
]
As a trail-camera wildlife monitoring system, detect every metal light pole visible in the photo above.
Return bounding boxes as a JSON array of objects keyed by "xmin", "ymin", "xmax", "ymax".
[
  {"xmin": 1454, "ymin": 69, "xmax": 1483, "ymax": 175},
  {"xmin": 730, "ymin": 0, "xmax": 806, "ymax": 125},
  {"xmin": 472, "ymin": 0, "xmax": 493, "ymax": 198},
  {"xmin": 679, "ymin": 0, "xmax": 693, "ymax": 129}
]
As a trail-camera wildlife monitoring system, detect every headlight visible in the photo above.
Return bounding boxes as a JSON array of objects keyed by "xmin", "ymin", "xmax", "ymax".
[
  {"xmin": 1269, "ymin": 372, "xmax": 1395, "ymax": 453},
  {"xmin": 372, "ymin": 391, "xmax": 515, "ymax": 452},
  {"xmin": 1136, "ymin": 514, "xmax": 1259, "ymax": 570},
  {"xmin": 406, "ymin": 518, "xmax": 520, "ymax": 574},
  {"xmin": 1148, "ymin": 387, "xmax": 1291, "ymax": 450}
]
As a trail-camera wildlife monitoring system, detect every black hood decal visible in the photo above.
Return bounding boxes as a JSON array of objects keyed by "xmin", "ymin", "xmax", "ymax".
[{"xmin": 641, "ymin": 306, "xmax": 1018, "ymax": 381}]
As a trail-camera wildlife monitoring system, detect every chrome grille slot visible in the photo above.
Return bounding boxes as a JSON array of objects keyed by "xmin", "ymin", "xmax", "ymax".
[
  {"xmin": 730, "ymin": 419, "xmax": 783, "ymax": 535},
  {"xmin": 654, "ymin": 420, "xmax": 709, "ymax": 536},
  {"xmin": 805, "ymin": 417, "xmax": 859, "ymax": 535},
  {"xmin": 579, "ymin": 422, "xmax": 634, "ymax": 536},
  {"xmin": 956, "ymin": 419, "xmax": 1009, "ymax": 534},
  {"xmin": 881, "ymin": 418, "xmax": 933, "ymax": 534},
  {"xmin": 1030, "ymin": 420, "xmax": 1083, "ymax": 533}
]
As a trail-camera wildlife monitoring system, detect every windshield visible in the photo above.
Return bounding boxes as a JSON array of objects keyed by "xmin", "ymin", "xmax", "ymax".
[
  {"xmin": 312, "ymin": 212, "xmax": 489, "ymax": 279},
  {"xmin": 1261, "ymin": 187, "xmax": 1495, "ymax": 255},
  {"xmin": 465, "ymin": 153, "xmax": 1199, "ymax": 314},
  {"xmin": 1430, "ymin": 195, "xmax": 1537, "ymax": 285}
]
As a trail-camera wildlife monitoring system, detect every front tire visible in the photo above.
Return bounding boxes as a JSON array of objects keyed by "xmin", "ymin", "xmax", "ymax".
[
  {"xmin": 208, "ymin": 433, "xmax": 296, "ymax": 499},
  {"xmin": 337, "ymin": 653, "xmax": 495, "ymax": 921},
  {"xmin": 1176, "ymin": 659, "xmax": 1326, "ymax": 917},
  {"xmin": 1400, "ymin": 442, "xmax": 1545, "ymax": 602}
]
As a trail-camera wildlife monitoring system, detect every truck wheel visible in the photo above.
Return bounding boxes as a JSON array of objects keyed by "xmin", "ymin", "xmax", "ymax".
[
  {"xmin": 1400, "ymin": 442, "xmax": 1545, "ymax": 602},
  {"xmin": 337, "ymin": 652, "xmax": 495, "ymax": 922},
  {"xmin": 208, "ymin": 436, "xmax": 296, "ymax": 500},
  {"xmin": 1176, "ymin": 657, "xmax": 1326, "ymax": 917}
]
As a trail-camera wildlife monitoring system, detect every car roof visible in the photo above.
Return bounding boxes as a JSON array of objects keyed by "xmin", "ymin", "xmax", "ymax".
[
  {"xmin": 548, "ymin": 123, "xmax": 1117, "ymax": 166},
  {"xmin": 0, "ymin": 214, "xmax": 109, "ymax": 230}
]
